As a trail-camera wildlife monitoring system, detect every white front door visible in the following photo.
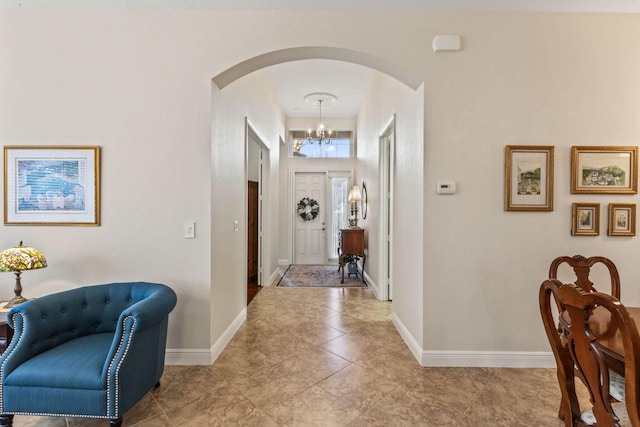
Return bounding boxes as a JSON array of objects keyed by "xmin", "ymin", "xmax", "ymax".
[{"xmin": 294, "ymin": 172, "xmax": 326, "ymax": 265}]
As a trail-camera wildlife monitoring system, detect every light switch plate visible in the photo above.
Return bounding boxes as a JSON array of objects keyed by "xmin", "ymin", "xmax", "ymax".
[{"xmin": 184, "ymin": 221, "xmax": 195, "ymax": 238}]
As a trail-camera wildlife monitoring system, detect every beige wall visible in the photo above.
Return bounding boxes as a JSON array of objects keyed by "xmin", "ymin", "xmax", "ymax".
[
  {"xmin": 3, "ymin": 9, "xmax": 640, "ymax": 366},
  {"xmin": 357, "ymin": 72, "xmax": 423, "ymax": 351},
  {"xmin": 421, "ymin": 13, "xmax": 640, "ymax": 365},
  {"xmin": 211, "ymin": 71, "xmax": 285, "ymax": 361}
]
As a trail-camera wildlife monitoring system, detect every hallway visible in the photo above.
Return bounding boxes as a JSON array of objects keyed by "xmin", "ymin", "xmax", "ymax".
[{"xmin": 17, "ymin": 285, "xmax": 565, "ymax": 426}]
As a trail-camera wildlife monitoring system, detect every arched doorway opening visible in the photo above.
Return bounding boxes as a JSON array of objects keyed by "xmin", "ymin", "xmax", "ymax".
[{"xmin": 209, "ymin": 47, "xmax": 424, "ymax": 362}]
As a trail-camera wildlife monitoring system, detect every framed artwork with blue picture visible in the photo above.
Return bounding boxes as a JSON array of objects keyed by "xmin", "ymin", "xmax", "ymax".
[{"xmin": 4, "ymin": 146, "xmax": 100, "ymax": 225}]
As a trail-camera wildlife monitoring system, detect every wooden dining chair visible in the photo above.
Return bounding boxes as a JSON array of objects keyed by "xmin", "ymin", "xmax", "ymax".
[
  {"xmin": 549, "ymin": 256, "xmax": 624, "ymax": 414},
  {"xmin": 540, "ymin": 279, "xmax": 640, "ymax": 426},
  {"xmin": 549, "ymin": 255, "xmax": 621, "ymax": 299}
]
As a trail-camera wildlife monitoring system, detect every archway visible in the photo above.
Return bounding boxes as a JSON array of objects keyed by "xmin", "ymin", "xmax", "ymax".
[{"xmin": 212, "ymin": 46, "xmax": 422, "ymax": 91}]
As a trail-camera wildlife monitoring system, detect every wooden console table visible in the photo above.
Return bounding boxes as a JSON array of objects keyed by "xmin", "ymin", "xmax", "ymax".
[{"xmin": 339, "ymin": 228, "xmax": 366, "ymax": 284}]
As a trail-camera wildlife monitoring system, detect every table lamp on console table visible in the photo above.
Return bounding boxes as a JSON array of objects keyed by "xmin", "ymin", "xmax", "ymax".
[
  {"xmin": 348, "ymin": 185, "xmax": 363, "ymax": 228},
  {"xmin": 0, "ymin": 241, "xmax": 47, "ymax": 308}
]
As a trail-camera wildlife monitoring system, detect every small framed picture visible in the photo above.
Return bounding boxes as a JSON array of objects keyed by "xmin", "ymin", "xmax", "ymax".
[
  {"xmin": 4, "ymin": 146, "xmax": 100, "ymax": 225},
  {"xmin": 608, "ymin": 203, "xmax": 636, "ymax": 236},
  {"xmin": 572, "ymin": 203, "xmax": 600, "ymax": 236},
  {"xmin": 571, "ymin": 146, "xmax": 638, "ymax": 194},
  {"xmin": 504, "ymin": 145, "xmax": 554, "ymax": 211}
]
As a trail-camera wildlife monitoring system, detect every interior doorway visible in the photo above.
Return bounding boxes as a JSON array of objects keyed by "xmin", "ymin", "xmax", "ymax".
[
  {"xmin": 246, "ymin": 120, "xmax": 268, "ymax": 304},
  {"xmin": 247, "ymin": 180, "xmax": 259, "ymax": 302}
]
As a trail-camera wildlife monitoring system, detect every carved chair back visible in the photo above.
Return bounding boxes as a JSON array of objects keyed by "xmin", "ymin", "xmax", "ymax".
[
  {"xmin": 540, "ymin": 279, "xmax": 640, "ymax": 426},
  {"xmin": 549, "ymin": 255, "xmax": 621, "ymax": 300}
]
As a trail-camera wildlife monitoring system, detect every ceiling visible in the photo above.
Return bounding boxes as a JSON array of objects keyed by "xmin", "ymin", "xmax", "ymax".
[{"xmin": 266, "ymin": 60, "xmax": 374, "ymax": 119}]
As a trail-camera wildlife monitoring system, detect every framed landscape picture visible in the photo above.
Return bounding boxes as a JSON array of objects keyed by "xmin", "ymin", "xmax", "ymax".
[
  {"xmin": 504, "ymin": 145, "xmax": 554, "ymax": 211},
  {"xmin": 4, "ymin": 146, "xmax": 100, "ymax": 225},
  {"xmin": 571, "ymin": 146, "xmax": 638, "ymax": 194},
  {"xmin": 608, "ymin": 203, "xmax": 636, "ymax": 236},
  {"xmin": 572, "ymin": 203, "xmax": 599, "ymax": 236}
]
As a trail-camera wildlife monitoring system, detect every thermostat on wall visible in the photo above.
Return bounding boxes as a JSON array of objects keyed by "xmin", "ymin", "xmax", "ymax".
[{"xmin": 436, "ymin": 181, "xmax": 456, "ymax": 195}]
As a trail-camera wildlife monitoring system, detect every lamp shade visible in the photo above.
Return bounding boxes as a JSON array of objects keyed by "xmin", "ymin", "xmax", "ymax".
[
  {"xmin": 0, "ymin": 242, "xmax": 47, "ymax": 273},
  {"xmin": 349, "ymin": 185, "xmax": 362, "ymax": 202}
]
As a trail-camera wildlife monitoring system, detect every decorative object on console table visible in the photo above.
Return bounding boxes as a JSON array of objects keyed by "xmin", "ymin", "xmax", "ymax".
[
  {"xmin": 0, "ymin": 241, "xmax": 47, "ymax": 308},
  {"xmin": 348, "ymin": 185, "xmax": 363, "ymax": 228},
  {"xmin": 339, "ymin": 228, "xmax": 366, "ymax": 284},
  {"xmin": 342, "ymin": 254, "xmax": 360, "ymax": 276}
]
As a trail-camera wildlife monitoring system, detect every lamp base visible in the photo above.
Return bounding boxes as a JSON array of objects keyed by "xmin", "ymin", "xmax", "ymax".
[
  {"xmin": 4, "ymin": 271, "xmax": 27, "ymax": 308},
  {"xmin": 3, "ymin": 295, "xmax": 27, "ymax": 309}
]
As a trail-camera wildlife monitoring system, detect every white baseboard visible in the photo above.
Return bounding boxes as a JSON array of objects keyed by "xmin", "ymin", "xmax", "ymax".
[
  {"xmin": 363, "ymin": 270, "xmax": 382, "ymax": 300},
  {"xmin": 421, "ymin": 351, "xmax": 556, "ymax": 368},
  {"xmin": 392, "ymin": 311, "xmax": 423, "ymax": 363},
  {"xmin": 392, "ymin": 311, "xmax": 556, "ymax": 368},
  {"xmin": 164, "ymin": 348, "xmax": 215, "ymax": 365},
  {"xmin": 165, "ymin": 307, "xmax": 247, "ymax": 365},
  {"xmin": 266, "ymin": 266, "xmax": 283, "ymax": 286},
  {"xmin": 278, "ymin": 259, "xmax": 289, "ymax": 267}
]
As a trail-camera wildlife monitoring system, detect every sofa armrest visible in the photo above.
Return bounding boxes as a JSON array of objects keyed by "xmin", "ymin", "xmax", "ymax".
[
  {"xmin": 102, "ymin": 286, "xmax": 176, "ymax": 369},
  {"xmin": 100, "ymin": 285, "xmax": 176, "ymax": 402},
  {"xmin": 0, "ymin": 311, "xmax": 30, "ymax": 376},
  {"xmin": 120, "ymin": 285, "xmax": 177, "ymax": 332}
]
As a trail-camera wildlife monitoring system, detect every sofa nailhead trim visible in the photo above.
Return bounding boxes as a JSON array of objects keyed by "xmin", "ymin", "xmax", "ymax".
[
  {"xmin": 0, "ymin": 312, "xmax": 26, "ymax": 412},
  {"xmin": 106, "ymin": 315, "xmax": 135, "ymax": 418}
]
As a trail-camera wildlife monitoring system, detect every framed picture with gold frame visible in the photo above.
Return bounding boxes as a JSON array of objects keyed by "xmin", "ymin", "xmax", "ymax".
[
  {"xmin": 608, "ymin": 203, "xmax": 636, "ymax": 236},
  {"xmin": 4, "ymin": 146, "xmax": 100, "ymax": 225},
  {"xmin": 572, "ymin": 203, "xmax": 599, "ymax": 236},
  {"xmin": 504, "ymin": 145, "xmax": 554, "ymax": 211},
  {"xmin": 571, "ymin": 146, "xmax": 638, "ymax": 194}
]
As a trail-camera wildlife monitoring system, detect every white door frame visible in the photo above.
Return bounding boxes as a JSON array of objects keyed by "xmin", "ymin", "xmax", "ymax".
[
  {"xmin": 379, "ymin": 115, "xmax": 395, "ymax": 301},
  {"xmin": 245, "ymin": 118, "xmax": 269, "ymax": 288}
]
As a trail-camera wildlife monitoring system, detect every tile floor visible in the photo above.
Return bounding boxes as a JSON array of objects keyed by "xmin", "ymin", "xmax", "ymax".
[{"xmin": 12, "ymin": 285, "xmax": 569, "ymax": 426}]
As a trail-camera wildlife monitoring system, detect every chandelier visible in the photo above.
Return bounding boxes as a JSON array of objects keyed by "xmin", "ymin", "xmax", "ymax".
[{"xmin": 304, "ymin": 92, "xmax": 337, "ymax": 144}]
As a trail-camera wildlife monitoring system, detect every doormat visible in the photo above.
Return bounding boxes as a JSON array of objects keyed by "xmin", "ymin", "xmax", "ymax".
[{"xmin": 277, "ymin": 264, "xmax": 367, "ymax": 288}]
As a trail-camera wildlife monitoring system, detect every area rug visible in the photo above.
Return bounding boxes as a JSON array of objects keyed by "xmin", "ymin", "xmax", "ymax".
[{"xmin": 277, "ymin": 264, "xmax": 367, "ymax": 288}]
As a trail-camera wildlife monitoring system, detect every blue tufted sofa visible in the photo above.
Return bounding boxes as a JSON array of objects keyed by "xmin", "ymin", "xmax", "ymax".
[{"xmin": 0, "ymin": 282, "xmax": 177, "ymax": 427}]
